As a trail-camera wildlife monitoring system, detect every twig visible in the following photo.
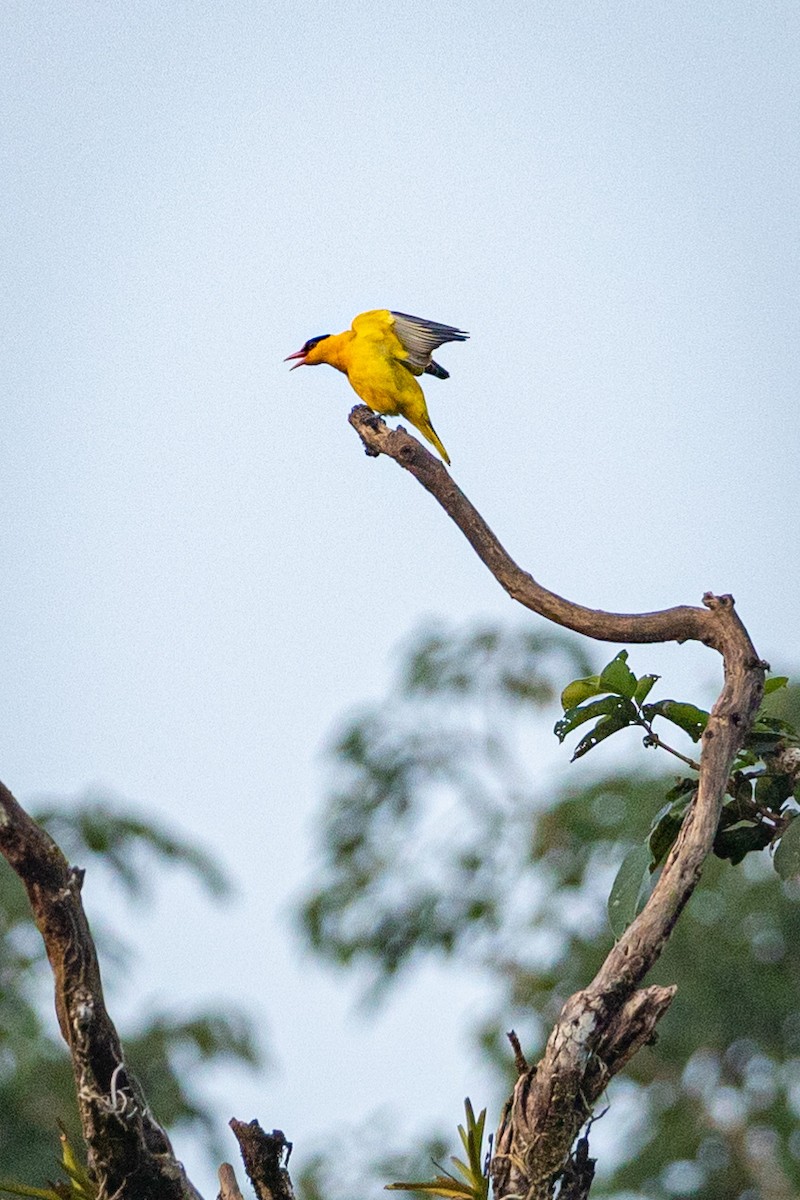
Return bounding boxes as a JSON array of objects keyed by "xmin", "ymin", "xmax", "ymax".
[
  {"xmin": 639, "ymin": 727, "xmax": 702, "ymax": 772},
  {"xmin": 507, "ymin": 1030, "xmax": 529, "ymax": 1075}
]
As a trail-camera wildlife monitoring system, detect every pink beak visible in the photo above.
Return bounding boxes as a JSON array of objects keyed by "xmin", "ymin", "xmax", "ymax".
[{"xmin": 284, "ymin": 348, "xmax": 307, "ymax": 370}]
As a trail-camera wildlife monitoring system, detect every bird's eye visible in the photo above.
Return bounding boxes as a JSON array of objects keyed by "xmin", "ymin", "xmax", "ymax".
[{"xmin": 304, "ymin": 334, "xmax": 330, "ymax": 352}]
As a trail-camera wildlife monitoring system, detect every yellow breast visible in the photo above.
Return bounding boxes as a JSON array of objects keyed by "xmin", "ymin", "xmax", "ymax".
[{"xmin": 342, "ymin": 337, "xmax": 421, "ymax": 416}]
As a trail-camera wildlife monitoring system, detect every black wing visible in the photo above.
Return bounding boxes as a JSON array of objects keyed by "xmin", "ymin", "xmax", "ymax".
[{"xmin": 390, "ymin": 312, "xmax": 469, "ymax": 374}]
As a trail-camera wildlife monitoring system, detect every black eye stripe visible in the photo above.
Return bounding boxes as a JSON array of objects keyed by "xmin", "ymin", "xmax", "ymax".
[{"xmin": 304, "ymin": 334, "xmax": 330, "ymax": 352}]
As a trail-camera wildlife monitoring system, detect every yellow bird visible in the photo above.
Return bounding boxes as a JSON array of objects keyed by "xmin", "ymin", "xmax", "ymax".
[{"xmin": 285, "ymin": 309, "xmax": 469, "ymax": 465}]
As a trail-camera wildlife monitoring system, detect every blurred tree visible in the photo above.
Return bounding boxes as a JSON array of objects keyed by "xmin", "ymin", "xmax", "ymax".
[
  {"xmin": 0, "ymin": 793, "xmax": 261, "ymax": 1185},
  {"xmin": 298, "ymin": 622, "xmax": 800, "ymax": 1200}
]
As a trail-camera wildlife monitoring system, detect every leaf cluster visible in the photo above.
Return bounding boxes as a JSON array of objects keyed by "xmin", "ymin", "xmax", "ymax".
[
  {"xmin": 556, "ymin": 656, "xmax": 800, "ymax": 934},
  {"xmin": 386, "ymin": 1099, "xmax": 489, "ymax": 1200}
]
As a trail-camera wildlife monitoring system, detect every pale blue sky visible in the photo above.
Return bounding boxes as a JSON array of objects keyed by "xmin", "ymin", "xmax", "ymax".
[{"xmin": 2, "ymin": 1, "xmax": 799, "ymax": 1192}]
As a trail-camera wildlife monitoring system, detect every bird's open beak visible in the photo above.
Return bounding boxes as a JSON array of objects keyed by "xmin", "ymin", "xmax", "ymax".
[{"xmin": 284, "ymin": 349, "xmax": 307, "ymax": 370}]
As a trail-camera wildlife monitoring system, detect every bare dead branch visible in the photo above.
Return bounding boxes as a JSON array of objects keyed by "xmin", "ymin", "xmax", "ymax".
[
  {"xmin": 228, "ymin": 1120, "xmax": 296, "ymax": 1200},
  {"xmin": 591, "ymin": 985, "xmax": 677, "ymax": 1084},
  {"xmin": 218, "ymin": 1163, "xmax": 246, "ymax": 1200},
  {"xmin": 347, "ymin": 407, "xmax": 767, "ymax": 1198},
  {"xmin": 348, "ymin": 407, "xmax": 716, "ymax": 648},
  {"xmin": 0, "ymin": 781, "xmax": 203, "ymax": 1200}
]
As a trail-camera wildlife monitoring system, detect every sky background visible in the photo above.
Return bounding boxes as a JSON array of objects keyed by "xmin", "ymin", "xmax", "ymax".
[{"xmin": 2, "ymin": 1, "xmax": 799, "ymax": 1193}]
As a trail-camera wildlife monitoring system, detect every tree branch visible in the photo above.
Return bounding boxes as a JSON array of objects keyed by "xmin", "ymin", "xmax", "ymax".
[
  {"xmin": 348, "ymin": 408, "xmax": 716, "ymax": 648},
  {"xmin": 0, "ymin": 781, "xmax": 203, "ymax": 1200},
  {"xmin": 218, "ymin": 1163, "xmax": 246, "ymax": 1200},
  {"xmin": 348, "ymin": 408, "xmax": 766, "ymax": 1198},
  {"xmin": 227, "ymin": 1120, "xmax": 296, "ymax": 1200}
]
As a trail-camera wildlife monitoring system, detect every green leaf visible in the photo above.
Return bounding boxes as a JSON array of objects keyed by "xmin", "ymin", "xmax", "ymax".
[
  {"xmin": 731, "ymin": 773, "xmax": 755, "ymax": 806},
  {"xmin": 774, "ymin": 815, "xmax": 800, "ymax": 881},
  {"xmin": 755, "ymin": 773, "xmax": 794, "ymax": 811},
  {"xmin": 641, "ymin": 700, "xmax": 709, "ymax": 743},
  {"xmin": 571, "ymin": 703, "xmax": 638, "ymax": 761},
  {"xmin": 764, "ymin": 676, "xmax": 789, "ymax": 696},
  {"xmin": 608, "ymin": 843, "xmax": 652, "ymax": 938},
  {"xmin": 634, "ymin": 674, "xmax": 660, "ymax": 704},
  {"xmin": 554, "ymin": 695, "xmax": 623, "ymax": 743},
  {"xmin": 0, "ymin": 1184, "xmax": 64, "ymax": 1199},
  {"xmin": 743, "ymin": 715, "xmax": 800, "ymax": 762},
  {"xmin": 385, "ymin": 1177, "xmax": 472, "ymax": 1197},
  {"xmin": 758, "ymin": 716, "xmax": 798, "ymax": 734},
  {"xmin": 560, "ymin": 676, "xmax": 602, "ymax": 711},
  {"xmin": 457, "ymin": 1099, "xmax": 486, "ymax": 1187},
  {"xmin": 648, "ymin": 792, "xmax": 693, "ymax": 869},
  {"xmin": 713, "ymin": 822, "xmax": 773, "ymax": 865},
  {"xmin": 450, "ymin": 1159, "xmax": 473, "ymax": 1186},
  {"xmin": 598, "ymin": 652, "xmax": 638, "ymax": 700},
  {"xmin": 57, "ymin": 1126, "xmax": 94, "ymax": 1200},
  {"xmin": 746, "ymin": 730, "xmax": 789, "ymax": 757},
  {"xmin": 732, "ymin": 747, "xmax": 759, "ymax": 770},
  {"xmin": 660, "ymin": 701, "xmax": 710, "ymax": 741},
  {"xmin": 665, "ymin": 776, "xmax": 698, "ymax": 802}
]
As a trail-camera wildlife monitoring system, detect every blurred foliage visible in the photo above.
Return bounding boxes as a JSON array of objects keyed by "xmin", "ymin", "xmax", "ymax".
[
  {"xmin": 296, "ymin": 1115, "xmax": 453, "ymax": 1200},
  {"xmin": 298, "ymin": 621, "xmax": 800, "ymax": 1200},
  {"xmin": 36, "ymin": 798, "xmax": 231, "ymax": 901},
  {"xmin": 0, "ymin": 792, "xmax": 261, "ymax": 1185},
  {"xmin": 301, "ymin": 624, "xmax": 593, "ymax": 989}
]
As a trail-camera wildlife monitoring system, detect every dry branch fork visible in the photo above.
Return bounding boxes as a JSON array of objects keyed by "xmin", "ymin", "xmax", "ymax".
[
  {"xmin": 0, "ymin": 785, "xmax": 287, "ymax": 1200},
  {"xmin": 0, "ymin": 781, "xmax": 204, "ymax": 1200},
  {"xmin": 349, "ymin": 406, "xmax": 766, "ymax": 1200}
]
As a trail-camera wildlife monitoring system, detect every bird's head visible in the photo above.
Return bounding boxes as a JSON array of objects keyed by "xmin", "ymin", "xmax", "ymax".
[{"xmin": 284, "ymin": 334, "xmax": 331, "ymax": 369}]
